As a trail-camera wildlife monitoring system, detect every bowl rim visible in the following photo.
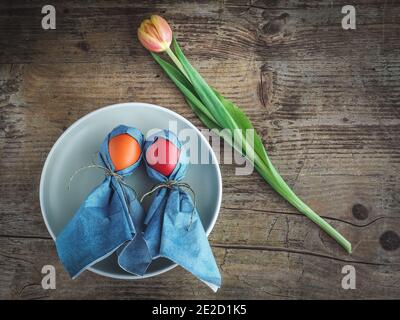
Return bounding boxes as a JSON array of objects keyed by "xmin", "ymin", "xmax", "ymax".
[{"xmin": 39, "ymin": 102, "xmax": 222, "ymax": 280}]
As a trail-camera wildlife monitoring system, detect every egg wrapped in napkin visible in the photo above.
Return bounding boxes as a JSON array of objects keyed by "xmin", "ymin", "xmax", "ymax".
[
  {"xmin": 117, "ymin": 130, "xmax": 221, "ymax": 291},
  {"xmin": 55, "ymin": 125, "xmax": 151, "ymax": 278}
]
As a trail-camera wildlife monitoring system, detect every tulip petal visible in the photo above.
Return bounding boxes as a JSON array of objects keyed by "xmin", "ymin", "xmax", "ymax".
[
  {"xmin": 138, "ymin": 27, "xmax": 164, "ymax": 52},
  {"xmin": 143, "ymin": 22, "xmax": 162, "ymax": 42},
  {"xmin": 151, "ymin": 15, "xmax": 172, "ymax": 46}
]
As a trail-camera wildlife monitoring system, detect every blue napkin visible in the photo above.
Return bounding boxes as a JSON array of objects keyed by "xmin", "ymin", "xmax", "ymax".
[
  {"xmin": 118, "ymin": 130, "xmax": 221, "ymax": 291},
  {"xmin": 55, "ymin": 125, "xmax": 151, "ymax": 278}
]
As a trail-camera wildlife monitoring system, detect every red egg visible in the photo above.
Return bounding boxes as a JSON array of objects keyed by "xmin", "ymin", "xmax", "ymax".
[
  {"xmin": 108, "ymin": 133, "xmax": 141, "ymax": 171},
  {"xmin": 146, "ymin": 137, "xmax": 180, "ymax": 176}
]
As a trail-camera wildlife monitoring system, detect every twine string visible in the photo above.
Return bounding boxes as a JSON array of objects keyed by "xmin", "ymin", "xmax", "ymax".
[
  {"xmin": 67, "ymin": 164, "xmax": 138, "ymax": 200},
  {"xmin": 140, "ymin": 180, "xmax": 197, "ymax": 231}
]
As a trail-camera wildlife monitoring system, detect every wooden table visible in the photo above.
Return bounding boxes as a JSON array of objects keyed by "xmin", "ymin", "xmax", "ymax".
[{"xmin": 1, "ymin": 0, "xmax": 399, "ymax": 299}]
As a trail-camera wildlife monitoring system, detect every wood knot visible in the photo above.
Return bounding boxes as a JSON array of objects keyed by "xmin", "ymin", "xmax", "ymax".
[
  {"xmin": 380, "ymin": 231, "xmax": 400, "ymax": 251},
  {"xmin": 262, "ymin": 13, "xmax": 290, "ymax": 35},
  {"xmin": 352, "ymin": 204, "xmax": 368, "ymax": 220},
  {"xmin": 258, "ymin": 66, "xmax": 278, "ymax": 113},
  {"xmin": 76, "ymin": 41, "xmax": 90, "ymax": 52}
]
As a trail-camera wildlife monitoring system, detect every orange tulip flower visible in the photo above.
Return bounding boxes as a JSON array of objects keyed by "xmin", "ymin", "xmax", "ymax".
[{"xmin": 138, "ymin": 15, "xmax": 172, "ymax": 52}]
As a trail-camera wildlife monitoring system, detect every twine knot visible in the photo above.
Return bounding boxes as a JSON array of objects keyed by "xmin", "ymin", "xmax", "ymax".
[
  {"xmin": 140, "ymin": 180, "xmax": 196, "ymax": 231},
  {"xmin": 68, "ymin": 163, "xmax": 138, "ymax": 201}
]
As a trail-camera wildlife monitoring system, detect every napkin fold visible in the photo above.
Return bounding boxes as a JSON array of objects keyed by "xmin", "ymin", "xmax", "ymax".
[
  {"xmin": 55, "ymin": 125, "xmax": 151, "ymax": 278},
  {"xmin": 118, "ymin": 130, "xmax": 221, "ymax": 291}
]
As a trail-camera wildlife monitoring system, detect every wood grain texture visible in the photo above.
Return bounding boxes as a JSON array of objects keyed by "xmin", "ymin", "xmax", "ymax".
[{"xmin": 1, "ymin": 0, "xmax": 399, "ymax": 299}]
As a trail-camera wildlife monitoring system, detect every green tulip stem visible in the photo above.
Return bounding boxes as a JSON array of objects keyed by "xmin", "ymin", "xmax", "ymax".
[
  {"xmin": 150, "ymin": 40, "xmax": 352, "ymax": 254},
  {"xmin": 229, "ymin": 131, "xmax": 352, "ymax": 254},
  {"xmin": 166, "ymin": 48, "xmax": 189, "ymax": 80}
]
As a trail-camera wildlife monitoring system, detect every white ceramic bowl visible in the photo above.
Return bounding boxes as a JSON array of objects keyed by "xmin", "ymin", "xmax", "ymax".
[{"xmin": 40, "ymin": 102, "xmax": 222, "ymax": 279}]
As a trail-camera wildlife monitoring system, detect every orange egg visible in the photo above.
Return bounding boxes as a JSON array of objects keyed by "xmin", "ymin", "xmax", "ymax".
[{"xmin": 108, "ymin": 133, "xmax": 141, "ymax": 171}]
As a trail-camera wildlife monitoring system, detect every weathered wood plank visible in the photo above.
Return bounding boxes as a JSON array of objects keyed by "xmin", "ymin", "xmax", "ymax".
[
  {"xmin": 1, "ymin": 0, "xmax": 399, "ymax": 63},
  {"xmin": 0, "ymin": 237, "xmax": 399, "ymax": 299}
]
